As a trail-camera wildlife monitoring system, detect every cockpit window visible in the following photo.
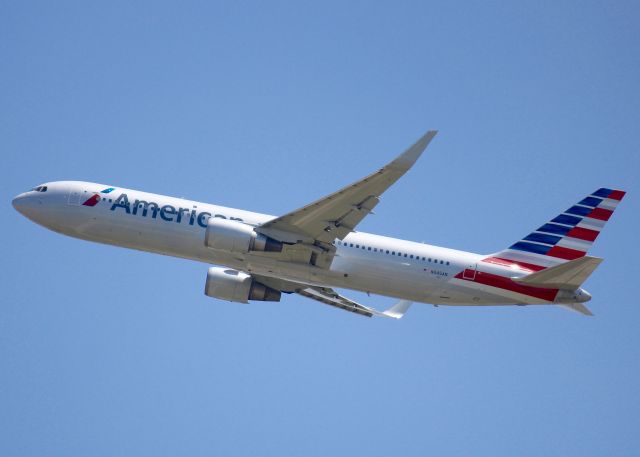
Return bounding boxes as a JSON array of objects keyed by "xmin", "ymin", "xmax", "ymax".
[{"xmin": 32, "ymin": 186, "xmax": 48, "ymax": 192}]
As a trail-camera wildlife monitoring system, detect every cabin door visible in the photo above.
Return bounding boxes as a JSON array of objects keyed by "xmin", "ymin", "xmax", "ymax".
[{"xmin": 68, "ymin": 189, "xmax": 82, "ymax": 206}]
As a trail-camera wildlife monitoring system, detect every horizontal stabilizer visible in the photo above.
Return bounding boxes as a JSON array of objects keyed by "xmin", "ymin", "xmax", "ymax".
[
  {"xmin": 559, "ymin": 303, "xmax": 594, "ymax": 316},
  {"xmin": 295, "ymin": 285, "xmax": 412, "ymax": 319},
  {"xmin": 513, "ymin": 256, "xmax": 603, "ymax": 289}
]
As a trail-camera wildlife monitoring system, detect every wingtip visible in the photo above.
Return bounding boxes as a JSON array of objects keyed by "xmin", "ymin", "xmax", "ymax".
[
  {"xmin": 419, "ymin": 129, "xmax": 438, "ymax": 146},
  {"xmin": 379, "ymin": 300, "xmax": 413, "ymax": 319},
  {"xmin": 390, "ymin": 130, "xmax": 438, "ymax": 170}
]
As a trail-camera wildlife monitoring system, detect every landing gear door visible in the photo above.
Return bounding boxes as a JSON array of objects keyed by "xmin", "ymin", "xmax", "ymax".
[{"xmin": 463, "ymin": 263, "xmax": 477, "ymax": 280}]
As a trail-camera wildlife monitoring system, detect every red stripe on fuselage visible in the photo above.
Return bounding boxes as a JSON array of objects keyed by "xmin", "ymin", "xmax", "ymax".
[
  {"xmin": 482, "ymin": 256, "xmax": 546, "ymax": 272},
  {"xmin": 455, "ymin": 271, "xmax": 559, "ymax": 302}
]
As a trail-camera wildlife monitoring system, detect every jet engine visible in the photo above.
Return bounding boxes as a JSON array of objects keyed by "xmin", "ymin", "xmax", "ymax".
[
  {"xmin": 204, "ymin": 218, "xmax": 283, "ymax": 254},
  {"xmin": 204, "ymin": 267, "xmax": 281, "ymax": 303}
]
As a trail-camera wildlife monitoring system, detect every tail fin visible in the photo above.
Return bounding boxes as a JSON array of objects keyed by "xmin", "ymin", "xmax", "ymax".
[{"xmin": 487, "ymin": 188, "xmax": 625, "ymax": 270}]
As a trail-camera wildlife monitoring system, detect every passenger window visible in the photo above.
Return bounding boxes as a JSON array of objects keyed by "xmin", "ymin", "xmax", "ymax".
[
  {"xmin": 386, "ymin": 250, "xmax": 389, "ymax": 254},
  {"xmin": 410, "ymin": 255, "xmax": 413, "ymax": 259},
  {"xmin": 392, "ymin": 252, "xmax": 396, "ymax": 255}
]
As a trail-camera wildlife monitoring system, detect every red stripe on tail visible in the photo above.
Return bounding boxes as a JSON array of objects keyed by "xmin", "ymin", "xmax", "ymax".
[
  {"xmin": 567, "ymin": 227, "xmax": 599, "ymax": 242},
  {"xmin": 608, "ymin": 190, "xmax": 626, "ymax": 201},
  {"xmin": 587, "ymin": 207, "xmax": 613, "ymax": 221},
  {"xmin": 546, "ymin": 245, "xmax": 585, "ymax": 260}
]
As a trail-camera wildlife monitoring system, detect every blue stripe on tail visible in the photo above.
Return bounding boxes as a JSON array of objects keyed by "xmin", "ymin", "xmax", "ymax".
[
  {"xmin": 578, "ymin": 197, "xmax": 602, "ymax": 207},
  {"xmin": 509, "ymin": 241, "xmax": 552, "ymax": 255},
  {"xmin": 551, "ymin": 214, "xmax": 582, "ymax": 226},
  {"xmin": 565, "ymin": 205, "xmax": 592, "ymax": 217},
  {"xmin": 537, "ymin": 223, "xmax": 571, "ymax": 236},
  {"xmin": 491, "ymin": 187, "xmax": 626, "ymax": 269},
  {"xmin": 592, "ymin": 188, "xmax": 613, "ymax": 198},
  {"xmin": 523, "ymin": 232, "xmax": 562, "ymax": 245}
]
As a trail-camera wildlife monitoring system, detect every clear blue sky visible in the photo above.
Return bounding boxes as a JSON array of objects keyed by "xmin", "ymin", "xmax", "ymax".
[{"xmin": 2, "ymin": 1, "xmax": 639, "ymax": 455}]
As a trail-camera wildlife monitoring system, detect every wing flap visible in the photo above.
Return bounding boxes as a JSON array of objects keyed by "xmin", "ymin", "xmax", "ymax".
[
  {"xmin": 297, "ymin": 286, "xmax": 413, "ymax": 319},
  {"xmin": 298, "ymin": 287, "xmax": 374, "ymax": 317}
]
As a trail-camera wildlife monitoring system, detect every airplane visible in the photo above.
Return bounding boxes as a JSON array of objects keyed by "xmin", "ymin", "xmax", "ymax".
[{"xmin": 12, "ymin": 131, "xmax": 626, "ymax": 318}]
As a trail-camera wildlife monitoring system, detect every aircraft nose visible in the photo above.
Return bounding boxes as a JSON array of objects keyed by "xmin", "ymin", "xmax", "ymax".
[
  {"xmin": 12, "ymin": 192, "xmax": 43, "ymax": 219},
  {"xmin": 12, "ymin": 193, "xmax": 29, "ymax": 214}
]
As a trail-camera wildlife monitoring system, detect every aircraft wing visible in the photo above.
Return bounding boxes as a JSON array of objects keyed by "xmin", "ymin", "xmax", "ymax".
[
  {"xmin": 298, "ymin": 286, "xmax": 413, "ymax": 319},
  {"xmin": 251, "ymin": 274, "xmax": 412, "ymax": 318},
  {"xmin": 255, "ymin": 130, "xmax": 437, "ymax": 245},
  {"xmin": 297, "ymin": 287, "xmax": 376, "ymax": 317}
]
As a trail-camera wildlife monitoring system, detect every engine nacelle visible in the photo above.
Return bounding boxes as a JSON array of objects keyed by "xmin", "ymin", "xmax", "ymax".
[
  {"xmin": 204, "ymin": 218, "xmax": 283, "ymax": 254},
  {"xmin": 204, "ymin": 267, "xmax": 281, "ymax": 303}
]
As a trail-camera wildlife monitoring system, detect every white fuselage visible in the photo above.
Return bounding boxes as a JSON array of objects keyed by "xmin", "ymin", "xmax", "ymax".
[{"xmin": 13, "ymin": 181, "xmax": 572, "ymax": 307}]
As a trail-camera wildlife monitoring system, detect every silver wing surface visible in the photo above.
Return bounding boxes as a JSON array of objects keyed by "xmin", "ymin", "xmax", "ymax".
[
  {"xmin": 255, "ymin": 130, "xmax": 437, "ymax": 246},
  {"xmin": 252, "ymin": 274, "xmax": 412, "ymax": 319},
  {"xmin": 297, "ymin": 287, "xmax": 413, "ymax": 319},
  {"xmin": 297, "ymin": 287, "xmax": 376, "ymax": 317}
]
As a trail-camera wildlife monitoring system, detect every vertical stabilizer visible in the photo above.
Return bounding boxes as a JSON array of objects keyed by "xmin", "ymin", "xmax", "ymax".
[{"xmin": 486, "ymin": 188, "xmax": 625, "ymax": 271}]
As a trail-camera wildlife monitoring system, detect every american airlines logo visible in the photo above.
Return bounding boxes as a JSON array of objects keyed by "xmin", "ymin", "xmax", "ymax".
[
  {"xmin": 82, "ymin": 187, "xmax": 115, "ymax": 206},
  {"xmin": 109, "ymin": 193, "xmax": 243, "ymax": 228}
]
